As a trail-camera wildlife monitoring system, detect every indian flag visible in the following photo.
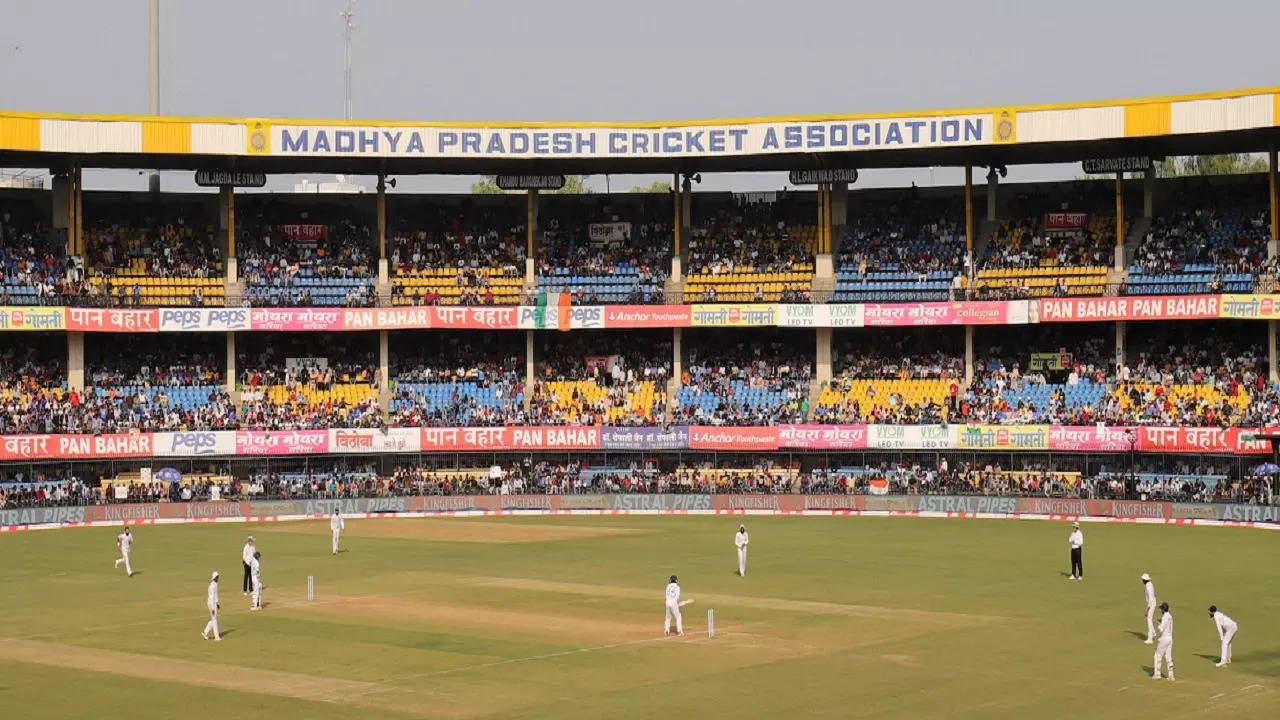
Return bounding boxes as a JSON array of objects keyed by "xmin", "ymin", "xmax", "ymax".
[
  {"xmin": 535, "ymin": 290, "xmax": 572, "ymax": 331},
  {"xmin": 868, "ymin": 477, "xmax": 890, "ymax": 495}
]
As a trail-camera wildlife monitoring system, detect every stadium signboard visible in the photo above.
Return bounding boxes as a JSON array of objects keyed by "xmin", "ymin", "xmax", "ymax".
[
  {"xmin": 1081, "ymin": 157, "xmax": 1151, "ymax": 174},
  {"xmin": 193, "ymin": 170, "xmax": 267, "ymax": 188},
  {"xmin": 788, "ymin": 168, "xmax": 858, "ymax": 185},
  {"xmin": 494, "ymin": 174, "xmax": 565, "ymax": 190}
]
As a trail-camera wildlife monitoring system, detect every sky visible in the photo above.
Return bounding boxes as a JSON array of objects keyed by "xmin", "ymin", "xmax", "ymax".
[{"xmin": 2, "ymin": 0, "xmax": 1278, "ymax": 194}]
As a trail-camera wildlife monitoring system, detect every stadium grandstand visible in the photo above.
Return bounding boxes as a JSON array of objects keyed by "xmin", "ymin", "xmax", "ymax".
[{"xmin": 0, "ymin": 85, "xmax": 1278, "ymax": 510}]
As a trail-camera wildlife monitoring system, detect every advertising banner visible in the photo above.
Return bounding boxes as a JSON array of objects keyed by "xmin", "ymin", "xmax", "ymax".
[
  {"xmin": 329, "ymin": 428, "xmax": 420, "ymax": 454},
  {"xmin": 600, "ymin": 426, "xmax": 690, "ymax": 451},
  {"xmin": 867, "ymin": 424, "xmax": 957, "ymax": 450},
  {"xmin": 609, "ymin": 494, "xmax": 714, "ymax": 512},
  {"xmin": 1048, "ymin": 425, "xmax": 1138, "ymax": 452},
  {"xmin": 956, "ymin": 424, "xmax": 1050, "ymax": 450},
  {"xmin": 1218, "ymin": 295, "xmax": 1280, "ymax": 320},
  {"xmin": 862, "ymin": 301, "xmax": 1025, "ymax": 327},
  {"xmin": 234, "ymin": 430, "xmax": 330, "ymax": 455},
  {"xmin": 1038, "ymin": 295, "xmax": 1219, "ymax": 322},
  {"xmin": 158, "ymin": 308, "xmax": 251, "ymax": 332},
  {"xmin": 419, "ymin": 426, "xmax": 601, "ymax": 452},
  {"xmin": 65, "ymin": 307, "xmax": 159, "ymax": 333},
  {"xmin": 689, "ymin": 304, "xmax": 777, "ymax": 327},
  {"xmin": 0, "ymin": 505, "xmax": 88, "ymax": 526},
  {"xmin": 587, "ymin": 222, "xmax": 631, "ymax": 245},
  {"xmin": 917, "ymin": 495, "xmax": 1020, "ymax": 514},
  {"xmin": 777, "ymin": 424, "xmax": 868, "ymax": 450},
  {"xmin": 688, "ymin": 426, "xmax": 779, "ymax": 451},
  {"xmin": 1043, "ymin": 212, "xmax": 1088, "ymax": 231},
  {"xmin": 603, "ymin": 305, "xmax": 692, "ymax": 328},
  {"xmin": 154, "ymin": 431, "xmax": 237, "ymax": 457},
  {"xmin": 0, "ymin": 306, "xmax": 65, "ymax": 331},
  {"xmin": 249, "ymin": 308, "xmax": 345, "ymax": 331},
  {"xmin": 1136, "ymin": 426, "xmax": 1269, "ymax": 455},
  {"xmin": 0, "ymin": 433, "xmax": 153, "ymax": 460}
]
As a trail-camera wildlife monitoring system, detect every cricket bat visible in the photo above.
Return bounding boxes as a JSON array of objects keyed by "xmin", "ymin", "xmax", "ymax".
[{"xmin": 678, "ymin": 599, "xmax": 695, "ymax": 607}]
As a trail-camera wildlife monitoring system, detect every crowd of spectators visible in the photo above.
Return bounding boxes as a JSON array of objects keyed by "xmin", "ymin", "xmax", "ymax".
[
  {"xmin": 676, "ymin": 333, "xmax": 811, "ymax": 425},
  {"xmin": 237, "ymin": 207, "xmax": 376, "ymax": 306},
  {"xmin": 238, "ymin": 335, "xmax": 382, "ymax": 429},
  {"xmin": 388, "ymin": 334, "xmax": 525, "ymax": 427},
  {"xmin": 530, "ymin": 333, "xmax": 670, "ymax": 425},
  {"xmin": 1132, "ymin": 190, "xmax": 1269, "ymax": 275},
  {"xmin": 837, "ymin": 195, "xmax": 966, "ymax": 275},
  {"xmin": 687, "ymin": 196, "xmax": 813, "ymax": 275}
]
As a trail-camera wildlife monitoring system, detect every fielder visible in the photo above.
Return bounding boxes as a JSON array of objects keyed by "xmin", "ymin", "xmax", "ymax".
[
  {"xmin": 1067, "ymin": 522, "xmax": 1083, "ymax": 580},
  {"xmin": 1209, "ymin": 605, "xmax": 1237, "ymax": 667},
  {"xmin": 250, "ymin": 551, "xmax": 263, "ymax": 610},
  {"xmin": 734, "ymin": 525, "xmax": 749, "ymax": 576},
  {"xmin": 330, "ymin": 508, "xmax": 345, "ymax": 554},
  {"xmin": 1152, "ymin": 602, "xmax": 1174, "ymax": 680},
  {"xmin": 1141, "ymin": 573, "xmax": 1157, "ymax": 644},
  {"xmin": 241, "ymin": 536, "xmax": 256, "ymax": 596},
  {"xmin": 664, "ymin": 575, "xmax": 684, "ymax": 636},
  {"xmin": 202, "ymin": 571, "xmax": 222, "ymax": 641},
  {"xmin": 114, "ymin": 527, "xmax": 134, "ymax": 577}
]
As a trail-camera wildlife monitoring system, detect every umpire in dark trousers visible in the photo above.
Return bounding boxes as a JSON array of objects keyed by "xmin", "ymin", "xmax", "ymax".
[
  {"xmin": 242, "ymin": 536, "xmax": 256, "ymax": 595},
  {"xmin": 1067, "ymin": 522, "xmax": 1084, "ymax": 580}
]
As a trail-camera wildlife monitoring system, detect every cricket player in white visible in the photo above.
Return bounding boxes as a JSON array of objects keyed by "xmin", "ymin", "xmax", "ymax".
[
  {"xmin": 202, "ymin": 571, "xmax": 222, "ymax": 641},
  {"xmin": 250, "ymin": 551, "xmax": 263, "ymax": 610},
  {"xmin": 734, "ymin": 525, "xmax": 749, "ymax": 577},
  {"xmin": 1209, "ymin": 605, "xmax": 1237, "ymax": 667},
  {"xmin": 330, "ymin": 508, "xmax": 345, "ymax": 554},
  {"xmin": 664, "ymin": 575, "xmax": 683, "ymax": 636},
  {"xmin": 1141, "ymin": 573, "xmax": 1157, "ymax": 644},
  {"xmin": 1152, "ymin": 602, "xmax": 1174, "ymax": 680},
  {"xmin": 114, "ymin": 527, "xmax": 134, "ymax": 577}
]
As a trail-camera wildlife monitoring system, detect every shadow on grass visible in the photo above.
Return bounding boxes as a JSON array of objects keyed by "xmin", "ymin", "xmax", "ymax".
[{"xmin": 1124, "ymin": 630, "xmax": 1147, "ymax": 641}]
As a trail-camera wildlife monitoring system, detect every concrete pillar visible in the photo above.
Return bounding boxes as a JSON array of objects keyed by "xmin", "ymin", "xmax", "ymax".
[
  {"xmin": 1269, "ymin": 145, "xmax": 1278, "ymax": 260},
  {"xmin": 1114, "ymin": 173, "xmax": 1126, "ymax": 271},
  {"xmin": 1115, "ymin": 321, "xmax": 1126, "ymax": 372},
  {"xmin": 525, "ymin": 330, "xmax": 535, "ymax": 413},
  {"xmin": 220, "ymin": 186, "xmax": 237, "ymax": 281},
  {"xmin": 1269, "ymin": 321, "xmax": 1277, "ymax": 384},
  {"xmin": 225, "ymin": 332, "xmax": 236, "ymax": 394},
  {"xmin": 73, "ymin": 165, "xmax": 83, "ymax": 256},
  {"xmin": 675, "ymin": 175, "xmax": 692, "ymax": 282},
  {"xmin": 526, "ymin": 189, "xmax": 538, "ymax": 284},
  {"xmin": 379, "ymin": 330, "xmax": 390, "ymax": 392},
  {"xmin": 964, "ymin": 325, "xmax": 974, "ymax": 386},
  {"xmin": 815, "ymin": 327, "xmax": 833, "ymax": 384},
  {"xmin": 1143, "ymin": 165, "xmax": 1155, "ymax": 219},
  {"xmin": 672, "ymin": 327, "xmax": 683, "ymax": 382},
  {"xmin": 964, "ymin": 164, "xmax": 974, "ymax": 256},
  {"xmin": 986, "ymin": 168, "xmax": 998, "ymax": 222},
  {"xmin": 52, "ymin": 172, "xmax": 70, "ymax": 253},
  {"xmin": 68, "ymin": 331, "xmax": 85, "ymax": 391}
]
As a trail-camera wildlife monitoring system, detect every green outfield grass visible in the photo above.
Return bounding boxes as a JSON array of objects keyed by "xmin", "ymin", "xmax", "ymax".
[{"xmin": 0, "ymin": 514, "xmax": 1277, "ymax": 718}]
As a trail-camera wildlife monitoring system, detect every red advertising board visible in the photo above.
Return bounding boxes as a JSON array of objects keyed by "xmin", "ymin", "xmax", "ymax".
[
  {"xmin": 249, "ymin": 308, "xmax": 345, "ymax": 331},
  {"xmin": 234, "ymin": 430, "xmax": 330, "ymax": 455},
  {"xmin": 1047, "ymin": 425, "xmax": 1138, "ymax": 452},
  {"xmin": 1136, "ymin": 426, "xmax": 1270, "ymax": 455},
  {"xmin": 603, "ymin": 305, "xmax": 692, "ymax": 328},
  {"xmin": 862, "ymin": 301, "xmax": 1016, "ymax": 327},
  {"xmin": 1043, "ymin": 212, "xmax": 1088, "ymax": 231},
  {"xmin": 420, "ymin": 426, "xmax": 601, "ymax": 451},
  {"xmin": 777, "ymin": 424, "xmax": 868, "ymax": 450},
  {"xmin": 1038, "ymin": 295, "xmax": 1219, "ymax": 322},
  {"xmin": 0, "ymin": 433, "xmax": 153, "ymax": 460},
  {"xmin": 65, "ymin": 307, "xmax": 159, "ymax": 333},
  {"xmin": 688, "ymin": 426, "xmax": 780, "ymax": 451}
]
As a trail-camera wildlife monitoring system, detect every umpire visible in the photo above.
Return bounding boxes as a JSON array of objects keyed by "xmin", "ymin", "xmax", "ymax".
[
  {"xmin": 241, "ymin": 536, "xmax": 256, "ymax": 595},
  {"xmin": 1067, "ymin": 522, "xmax": 1084, "ymax": 580}
]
